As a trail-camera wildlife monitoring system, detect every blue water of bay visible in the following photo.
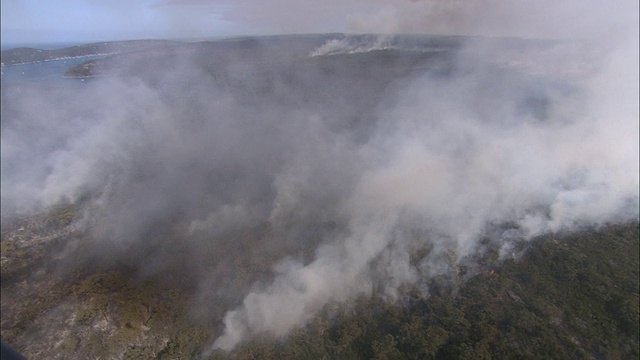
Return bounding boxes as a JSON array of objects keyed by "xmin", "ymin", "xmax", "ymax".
[{"xmin": 1, "ymin": 55, "xmax": 107, "ymax": 85}]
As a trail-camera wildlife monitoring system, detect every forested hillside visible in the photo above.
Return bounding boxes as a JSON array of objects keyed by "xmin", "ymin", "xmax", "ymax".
[
  {"xmin": 215, "ymin": 222, "xmax": 639, "ymax": 360},
  {"xmin": 2, "ymin": 206, "xmax": 637, "ymax": 359}
]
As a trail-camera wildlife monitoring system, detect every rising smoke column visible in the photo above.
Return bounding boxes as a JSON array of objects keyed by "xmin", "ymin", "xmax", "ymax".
[{"xmin": 210, "ymin": 1, "xmax": 639, "ymax": 352}]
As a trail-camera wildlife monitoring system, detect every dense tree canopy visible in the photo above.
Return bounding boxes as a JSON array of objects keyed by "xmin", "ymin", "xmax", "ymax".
[{"xmin": 211, "ymin": 222, "xmax": 639, "ymax": 360}]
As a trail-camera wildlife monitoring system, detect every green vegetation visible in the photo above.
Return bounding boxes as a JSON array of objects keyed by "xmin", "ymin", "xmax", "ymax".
[
  {"xmin": 59, "ymin": 335, "xmax": 80, "ymax": 354},
  {"xmin": 214, "ymin": 222, "xmax": 639, "ymax": 360},
  {"xmin": 64, "ymin": 60, "xmax": 99, "ymax": 78},
  {"xmin": 1, "ymin": 215, "xmax": 637, "ymax": 359},
  {"xmin": 45, "ymin": 203, "xmax": 80, "ymax": 227}
]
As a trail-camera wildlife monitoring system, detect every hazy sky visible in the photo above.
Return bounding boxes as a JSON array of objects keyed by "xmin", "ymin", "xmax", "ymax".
[
  {"xmin": 4, "ymin": 0, "xmax": 637, "ymax": 46},
  {"xmin": 1, "ymin": 0, "xmax": 241, "ymax": 45},
  {"xmin": 0, "ymin": 0, "xmax": 356, "ymax": 45}
]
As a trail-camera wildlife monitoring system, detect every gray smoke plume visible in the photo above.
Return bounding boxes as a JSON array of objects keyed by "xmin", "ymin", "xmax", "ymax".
[
  {"xmin": 208, "ymin": 1, "xmax": 639, "ymax": 352},
  {"xmin": 1, "ymin": 0, "xmax": 637, "ymax": 355},
  {"xmin": 210, "ymin": 40, "xmax": 639, "ymax": 350}
]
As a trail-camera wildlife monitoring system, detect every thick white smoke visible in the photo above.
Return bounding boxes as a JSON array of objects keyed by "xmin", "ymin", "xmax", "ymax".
[
  {"xmin": 211, "ymin": 46, "xmax": 638, "ymax": 350},
  {"xmin": 1, "ymin": 0, "xmax": 637, "ymax": 355},
  {"xmin": 210, "ymin": 1, "xmax": 639, "ymax": 352}
]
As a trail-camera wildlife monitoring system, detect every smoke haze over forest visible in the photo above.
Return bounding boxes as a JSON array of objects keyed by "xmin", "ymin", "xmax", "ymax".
[{"xmin": 1, "ymin": 0, "xmax": 638, "ymax": 355}]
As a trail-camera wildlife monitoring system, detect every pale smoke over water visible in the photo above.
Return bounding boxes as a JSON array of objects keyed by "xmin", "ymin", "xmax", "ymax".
[{"xmin": 0, "ymin": 0, "xmax": 637, "ymax": 355}]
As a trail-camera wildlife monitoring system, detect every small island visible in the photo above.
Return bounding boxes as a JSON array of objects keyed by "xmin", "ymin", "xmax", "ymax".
[{"xmin": 64, "ymin": 59, "xmax": 100, "ymax": 78}]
